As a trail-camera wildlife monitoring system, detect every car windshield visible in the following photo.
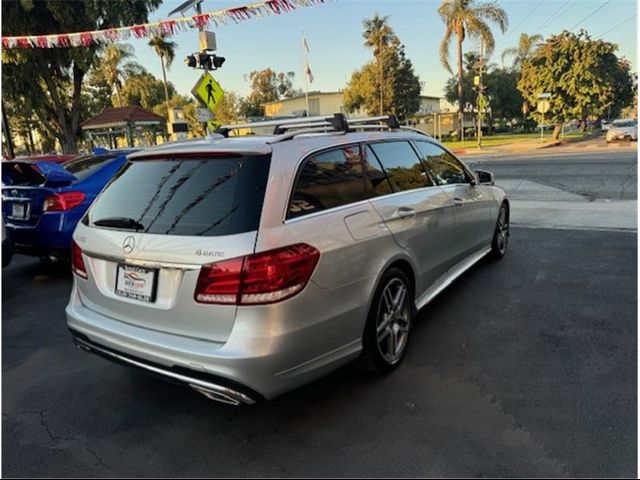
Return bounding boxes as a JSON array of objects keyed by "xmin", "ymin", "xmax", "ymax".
[
  {"xmin": 87, "ymin": 155, "xmax": 271, "ymax": 237},
  {"xmin": 613, "ymin": 120, "xmax": 636, "ymax": 128}
]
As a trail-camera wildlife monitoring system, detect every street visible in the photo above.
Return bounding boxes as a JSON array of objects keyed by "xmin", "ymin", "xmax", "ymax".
[
  {"xmin": 473, "ymin": 150, "xmax": 637, "ymax": 200},
  {"xmin": 3, "ymin": 151, "xmax": 636, "ymax": 477}
]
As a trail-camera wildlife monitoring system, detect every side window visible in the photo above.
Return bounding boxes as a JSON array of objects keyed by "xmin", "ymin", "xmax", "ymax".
[
  {"xmin": 363, "ymin": 146, "xmax": 394, "ymax": 197},
  {"xmin": 414, "ymin": 141, "xmax": 471, "ymax": 186},
  {"xmin": 368, "ymin": 141, "xmax": 434, "ymax": 192},
  {"xmin": 287, "ymin": 145, "xmax": 387, "ymax": 220}
]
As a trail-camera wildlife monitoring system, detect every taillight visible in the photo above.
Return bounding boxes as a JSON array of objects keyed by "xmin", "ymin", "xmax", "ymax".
[
  {"xmin": 71, "ymin": 240, "xmax": 88, "ymax": 279},
  {"xmin": 194, "ymin": 243, "xmax": 320, "ymax": 305},
  {"xmin": 44, "ymin": 191, "xmax": 86, "ymax": 211}
]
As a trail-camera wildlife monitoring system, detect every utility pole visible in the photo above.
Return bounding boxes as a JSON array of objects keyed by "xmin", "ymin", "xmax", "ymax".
[
  {"xmin": 474, "ymin": 40, "xmax": 486, "ymax": 149},
  {"xmin": 379, "ymin": 37, "xmax": 384, "ymax": 116}
]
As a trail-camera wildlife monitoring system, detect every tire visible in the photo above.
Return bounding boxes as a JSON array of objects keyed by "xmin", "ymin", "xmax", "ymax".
[
  {"xmin": 361, "ymin": 268, "xmax": 414, "ymax": 374},
  {"xmin": 490, "ymin": 203, "xmax": 509, "ymax": 260}
]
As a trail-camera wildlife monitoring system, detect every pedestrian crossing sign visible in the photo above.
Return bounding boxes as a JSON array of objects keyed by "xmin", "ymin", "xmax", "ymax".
[{"xmin": 192, "ymin": 72, "xmax": 224, "ymax": 113}]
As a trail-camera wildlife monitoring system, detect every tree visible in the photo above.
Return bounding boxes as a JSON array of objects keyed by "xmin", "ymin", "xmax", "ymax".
[
  {"xmin": 438, "ymin": 0, "xmax": 508, "ymax": 114},
  {"xmin": 275, "ymin": 72, "xmax": 299, "ymax": 98},
  {"xmin": 241, "ymin": 68, "xmax": 299, "ymax": 116},
  {"xmin": 120, "ymin": 71, "xmax": 176, "ymax": 111},
  {"xmin": 485, "ymin": 68, "xmax": 526, "ymax": 121},
  {"xmin": 501, "ymin": 33, "xmax": 543, "ymax": 69},
  {"xmin": 363, "ymin": 14, "xmax": 395, "ymax": 115},
  {"xmin": 444, "ymin": 51, "xmax": 485, "ymax": 112},
  {"xmin": 1, "ymin": 0, "xmax": 161, "ymax": 153},
  {"xmin": 95, "ymin": 44, "xmax": 142, "ymax": 107},
  {"xmin": 148, "ymin": 35, "xmax": 177, "ymax": 114},
  {"xmin": 215, "ymin": 92, "xmax": 242, "ymax": 125},
  {"xmin": 344, "ymin": 16, "xmax": 421, "ymax": 119},
  {"xmin": 518, "ymin": 30, "xmax": 635, "ymax": 140}
]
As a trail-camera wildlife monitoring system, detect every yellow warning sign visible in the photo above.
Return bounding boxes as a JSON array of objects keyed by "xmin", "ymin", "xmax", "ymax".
[
  {"xmin": 207, "ymin": 120, "xmax": 221, "ymax": 132},
  {"xmin": 192, "ymin": 72, "xmax": 224, "ymax": 113}
]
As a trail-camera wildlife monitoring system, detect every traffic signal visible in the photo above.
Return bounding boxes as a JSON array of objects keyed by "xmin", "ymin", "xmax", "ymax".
[
  {"xmin": 185, "ymin": 52, "xmax": 226, "ymax": 71},
  {"xmin": 212, "ymin": 55, "xmax": 225, "ymax": 69},
  {"xmin": 185, "ymin": 54, "xmax": 197, "ymax": 68}
]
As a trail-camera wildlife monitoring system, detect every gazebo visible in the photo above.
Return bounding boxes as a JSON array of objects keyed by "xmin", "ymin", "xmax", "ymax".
[{"xmin": 81, "ymin": 106, "xmax": 165, "ymax": 149}]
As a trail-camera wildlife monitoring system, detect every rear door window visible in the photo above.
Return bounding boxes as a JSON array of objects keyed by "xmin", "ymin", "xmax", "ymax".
[
  {"xmin": 88, "ymin": 155, "xmax": 271, "ymax": 237},
  {"xmin": 413, "ymin": 141, "xmax": 472, "ymax": 186},
  {"xmin": 367, "ymin": 141, "xmax": 434, "ymax": 191},
  {"xmin": 287, "ymin": 145, "xmax": 392, "ymax": 219},
  {"xmin": 64, "ymin": 154, "xmax": 119, "ymax": 181}
]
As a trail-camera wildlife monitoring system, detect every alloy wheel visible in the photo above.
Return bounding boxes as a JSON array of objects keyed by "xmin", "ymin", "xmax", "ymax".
[
  {"xmin": 496, "ymin": 206, "xmax": 509, "ymax": 255},
  {"xmin": 375, "ymin": 278, "xmax": 411, "ymax": 365}
]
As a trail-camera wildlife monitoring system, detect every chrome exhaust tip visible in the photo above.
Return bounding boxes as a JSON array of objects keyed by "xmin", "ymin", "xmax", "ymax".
[
  {"xmin": 72, "ymin": 335, "xmax": 257, "ymax": 406},
  {"xmin": 189, "ymin": 384, "xmax": 255, "ymax": 406}
]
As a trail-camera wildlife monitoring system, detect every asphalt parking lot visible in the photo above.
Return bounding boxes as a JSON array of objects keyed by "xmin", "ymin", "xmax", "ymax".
[{"xmin": 3, "ymin": 225, "xmax": 636, "ymax": 477}]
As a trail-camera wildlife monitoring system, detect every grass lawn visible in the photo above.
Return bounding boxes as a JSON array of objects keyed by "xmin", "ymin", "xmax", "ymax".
[{"xmin": 442, "ymin": 131, "xmax": 588, "ymax": 150}]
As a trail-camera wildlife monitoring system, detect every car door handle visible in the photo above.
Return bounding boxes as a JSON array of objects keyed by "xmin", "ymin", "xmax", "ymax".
[
  {"xmin": 394, "ymin": 207, "xmax": 417, "ymax": 219},
  {"xmin": 453, "ymin": 197, "xmax": 464, "ymax": 206}
]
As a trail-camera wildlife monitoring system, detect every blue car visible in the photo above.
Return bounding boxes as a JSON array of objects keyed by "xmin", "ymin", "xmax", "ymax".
[{"xmin": 2, "ymin": 149, "xmax": 137, "ymax": 261}]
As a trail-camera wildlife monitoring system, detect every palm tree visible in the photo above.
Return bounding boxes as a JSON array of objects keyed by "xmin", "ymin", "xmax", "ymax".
[
  {"xmin": 98, "ymin": 44, "xmax": 140, "ymax": 107},
  {"xmin": 438, "ymin": 0, "xmax": 508, "ymax": 115},
  {"xmin": 501, "ymin": 33, "xmax": 543, "ymax": 69},
  {"xmin": 148, "ymin": 35, "xmax": 177, "ymax": 114},
  {"xmin": 363, "ymin": 14, "xmax": 394, "ymax": 115}
]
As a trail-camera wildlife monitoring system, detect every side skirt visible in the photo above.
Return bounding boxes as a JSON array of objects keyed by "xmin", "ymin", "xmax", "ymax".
[{"xmin": 415, "ymin": 245, "xmax": 491, "ymax": 311}]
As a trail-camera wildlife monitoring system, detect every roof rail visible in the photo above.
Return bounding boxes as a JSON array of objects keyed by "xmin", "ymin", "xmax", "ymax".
[
  {"xmin": 216, "ymin": 114, "xmax": 348, "ymax": 137},
  {"xmin": 216, "ymin": 113, "xmax": 429, "ymax": 140}
]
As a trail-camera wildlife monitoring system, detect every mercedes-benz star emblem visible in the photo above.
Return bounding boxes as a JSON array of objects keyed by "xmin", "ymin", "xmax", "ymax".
[{"xmin": 122, "ymin": 236, "xmax": 135, "ymax": 254}]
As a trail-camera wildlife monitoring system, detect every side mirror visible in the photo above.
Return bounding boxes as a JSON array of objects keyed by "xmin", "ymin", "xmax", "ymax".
[{"xmin": 475, "ymin": 169, "xmax": 495, "ymax": 186}]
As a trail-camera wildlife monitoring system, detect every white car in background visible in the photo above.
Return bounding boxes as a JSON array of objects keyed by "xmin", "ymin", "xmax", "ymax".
[{"xmin": 606, "ymin": 119, "xmax": 638, "ymax": 143}]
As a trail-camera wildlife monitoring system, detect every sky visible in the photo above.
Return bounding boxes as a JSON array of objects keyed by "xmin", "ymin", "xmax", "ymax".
[{"xmin": 130, "ymin": 0, "xmax": 639, "ymax": 100}]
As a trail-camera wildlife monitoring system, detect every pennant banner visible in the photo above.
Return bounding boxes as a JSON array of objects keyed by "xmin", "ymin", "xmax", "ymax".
[{"xmin": 1, "ymin": 0, "xmax": 329, "ymax": 50}]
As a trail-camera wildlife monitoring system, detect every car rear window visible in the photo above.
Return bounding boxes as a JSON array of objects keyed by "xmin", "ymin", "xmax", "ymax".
[
  {"xmin": 64, "ymin": 154, "xmax": 119, "ymax": 181},
  {"xmin": 87, "ymin": 155, "xmax": 271, "ymax": 237},
  {"xmin": 613, "ymin": 121, "xmax": 636, "ymax": 128}
]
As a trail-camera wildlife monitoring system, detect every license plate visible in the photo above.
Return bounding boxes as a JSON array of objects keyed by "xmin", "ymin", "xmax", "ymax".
[
  {"xmin": 10, "ymin": 202, "xmax": 29, "ymax": 220},
  {"xmin": 115, "ymin": 264, "xmax": 158, "ymax": 303}
]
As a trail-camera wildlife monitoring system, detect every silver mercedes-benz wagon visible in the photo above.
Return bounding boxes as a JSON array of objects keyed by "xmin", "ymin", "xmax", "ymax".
[{"xmin": 66, "ymin": 114, "xmax": 509, "ymax": 405}]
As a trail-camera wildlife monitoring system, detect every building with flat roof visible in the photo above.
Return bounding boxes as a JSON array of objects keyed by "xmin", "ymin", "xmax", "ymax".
[{"xmin": 263, "ymin": 91, "xmax": 441, "ymax": 119}]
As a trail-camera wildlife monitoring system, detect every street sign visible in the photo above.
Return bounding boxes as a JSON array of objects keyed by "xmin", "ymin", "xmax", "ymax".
[
  {"xmin": 207, "ymin": 120, "xmax": 221, "ymax": 132},
  {"xmin": 192, "ymin": 72, "xmax": 224, "ymax": 113},
  {"xmin": 477, "ymin": 93, "xmax": 487, "ymax": 111},
  {"xmin": 195, "ymin": 108, "xmax": 214, "ymax": 122},
  {"xmin": 537, "ymin": 100, "xmax": 550, "ymax": 114}
]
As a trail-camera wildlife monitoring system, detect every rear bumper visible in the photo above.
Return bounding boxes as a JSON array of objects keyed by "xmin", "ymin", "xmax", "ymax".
[
  {"xmin": 6, "ymin": 211, "xmax": 80, "ymax": 255},
  {"xmin": 65, "ymin": 278, "xmax": 367, "ymax": 401},
  {"xmin": 71, "ymin": 332, "xmax": 258, "ymax": 405}
]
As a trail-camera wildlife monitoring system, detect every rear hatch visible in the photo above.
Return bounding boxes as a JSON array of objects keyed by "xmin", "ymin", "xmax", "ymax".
[
  {"xmin": 75, "ymin": 152, "xmax": 271, "ymax": 343},
  {"xmin": 2, "ymin": 161, "xmax": 76, "ymax": 226}
]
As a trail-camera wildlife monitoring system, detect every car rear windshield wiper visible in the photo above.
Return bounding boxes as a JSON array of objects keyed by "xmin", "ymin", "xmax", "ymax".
[{"xmin": 92, "ymin": 217, "xmax": 145, "ymax": 231}]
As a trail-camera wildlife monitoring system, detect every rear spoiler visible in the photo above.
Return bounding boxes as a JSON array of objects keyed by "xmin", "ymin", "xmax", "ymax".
[{"xmin": 2, "ymin": 161, "xmax": 77, "ymax": 187}]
